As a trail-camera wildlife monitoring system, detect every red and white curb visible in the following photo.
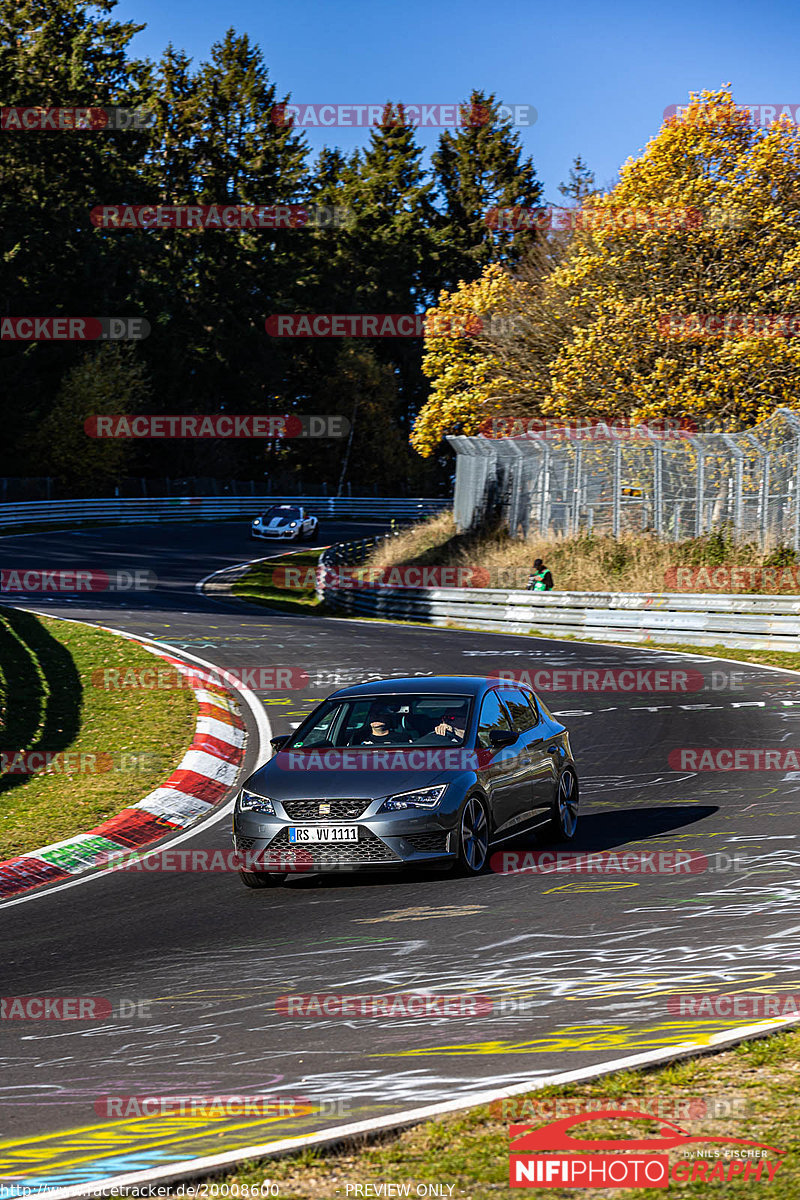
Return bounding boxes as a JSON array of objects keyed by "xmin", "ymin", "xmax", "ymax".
[{"xmin": 0, "ymin": 627, "xmax": 250, "ymax": 901}]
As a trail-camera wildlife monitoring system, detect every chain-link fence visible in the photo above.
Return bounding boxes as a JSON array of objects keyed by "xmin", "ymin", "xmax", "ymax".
[{"xmin": 448, "ymin": 408, "xmax": 800, "ymax": 548}]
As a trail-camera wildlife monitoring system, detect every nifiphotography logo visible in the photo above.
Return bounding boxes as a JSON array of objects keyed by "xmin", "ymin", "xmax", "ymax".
[{"xmin": 508, "ymin": 1110, "xmax": 783, "ymax": 1188}]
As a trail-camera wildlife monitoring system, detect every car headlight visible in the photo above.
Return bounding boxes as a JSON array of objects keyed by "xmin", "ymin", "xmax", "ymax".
[
  {"xmin": 289, "ymin": 521, "xmax": 297, "ymax": 527},
  {"xmin": 238, "ymin": 789, "xmax": 275, "ymax": 814},
  {"xmin": 377, "ymin": 785, "xmax": 447, "ymax": 813}
]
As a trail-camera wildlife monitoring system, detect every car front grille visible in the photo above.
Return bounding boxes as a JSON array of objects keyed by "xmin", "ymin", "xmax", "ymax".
[
  {"xmin": 405, "ymin": 832, "xmax": 450, "ymax": 853},
  {"xmin": 281, "ymin": 798, "xmax": 371, "ymax": 821},
  {"xmin": 268, "ymin": 828, "xmax": 400, "ymax": 864},
  {"xmin": 235, "ymin": 835, "xmax": 258, "ymax": 851}
]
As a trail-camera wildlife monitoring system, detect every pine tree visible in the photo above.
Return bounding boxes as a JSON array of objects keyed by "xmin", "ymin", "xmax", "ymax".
[{"xmin": 431, "ymin": 90, "xmax": 543, "ymax": 290}]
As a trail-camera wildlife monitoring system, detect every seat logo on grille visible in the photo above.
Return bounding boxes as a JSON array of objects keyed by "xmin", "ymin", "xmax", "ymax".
[{"xmin": 319, "ymin": 803, "xmax": 331, "ymax": 814}]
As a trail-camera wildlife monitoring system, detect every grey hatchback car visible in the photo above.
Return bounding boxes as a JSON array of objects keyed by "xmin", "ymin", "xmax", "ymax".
[{"xmin": 232, "ymin": 675, "xmax": 578, "ymax": 887}]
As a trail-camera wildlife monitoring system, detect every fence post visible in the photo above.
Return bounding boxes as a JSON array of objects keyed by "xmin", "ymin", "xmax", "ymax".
[
  {"xmin": 722, "ymin": 434, "xmax": 744, "ymax": 543},
  {"xmin": 539, "ymin": 442, "xmax": 550, "ymax": 535},
  {"xmin": 612, "ymin": 441, "xmax": 622, "ymax": 538},
  {"xmin": 694, "ymin": 445, "xmax": 705, "ymax": 537},
  {"xmin": 571, "ymin": 442, "xmax": 583, "ymax": 535}
]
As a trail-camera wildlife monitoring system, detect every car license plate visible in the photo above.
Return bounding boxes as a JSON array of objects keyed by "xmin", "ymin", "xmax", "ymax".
[{"xmin": 288, "ymin": 826, "xmax": 359, "ymax": 843}]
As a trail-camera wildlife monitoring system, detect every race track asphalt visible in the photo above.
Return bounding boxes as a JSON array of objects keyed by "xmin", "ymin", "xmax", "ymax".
[{"xmin": 1, "ymin": 521, "xmax": 799, "ymax": 1190}]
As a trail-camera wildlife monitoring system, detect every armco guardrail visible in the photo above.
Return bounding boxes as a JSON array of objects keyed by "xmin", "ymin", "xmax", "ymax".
[
  {"xmin": 0, "ymin": 496, "xmax": 449, "ymax": 532},
  {"xmin": 317, "ymin": 547, "xmax": 800, "ymax": 651}
]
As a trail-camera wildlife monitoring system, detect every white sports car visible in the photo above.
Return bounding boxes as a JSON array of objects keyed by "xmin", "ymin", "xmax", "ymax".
[{"xmin": 251, "ymin": 504, "xmax": 319, "ymax": 541}]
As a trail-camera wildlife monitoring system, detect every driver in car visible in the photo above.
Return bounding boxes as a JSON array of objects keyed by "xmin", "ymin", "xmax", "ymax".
[{"xmin": 356, "ymin": 702, "xmax": 412, "ymax": 745}]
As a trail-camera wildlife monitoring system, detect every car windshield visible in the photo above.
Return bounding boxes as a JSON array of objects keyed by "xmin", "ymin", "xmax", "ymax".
[
  {"xmin": 286, "ymin": 694, "xmax": 473, "ymax": 749},
  {"xmin": 264, "ymin": 506, "xmax": 301, "ymax": 520}
]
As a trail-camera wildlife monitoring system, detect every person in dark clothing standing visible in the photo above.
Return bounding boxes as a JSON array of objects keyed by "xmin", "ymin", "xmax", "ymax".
[{"xmin": 527, "ymin": 558, "xmax": 554, "ymax": 591}]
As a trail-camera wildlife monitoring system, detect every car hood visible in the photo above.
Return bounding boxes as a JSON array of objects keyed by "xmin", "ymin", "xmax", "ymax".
[
  {"xmin": 257, "ymin": 515, "xmax": 295, "ymax": 527},
  {"xmin": 245, "ymin": 754, "xmax": 472, "ymax": 800}
]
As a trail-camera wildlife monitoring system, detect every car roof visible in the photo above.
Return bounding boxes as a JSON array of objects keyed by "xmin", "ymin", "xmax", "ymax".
[{"xmin": 328, "ymin": 676, "xmax": 503, "ymax": 700}]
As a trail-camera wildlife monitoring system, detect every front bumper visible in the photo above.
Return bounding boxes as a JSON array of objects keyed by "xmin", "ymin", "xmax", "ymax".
[
  {"xmin": 233, "ymin": 805, "xmax": 458, "ymax": 872},
  {"xmin": 251, "ymin": 526, "xmax": 298, "ymax": 539}
]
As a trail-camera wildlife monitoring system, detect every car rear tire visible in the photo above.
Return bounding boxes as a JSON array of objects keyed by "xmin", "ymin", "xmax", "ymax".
[
  {"xmin": 238, "ymin": 868, "xmax": 277, "ymax": 889},
  {"xmin": 542, "ymin": 767, "xmax": 579, "ymax": 843},
  {"xmin": 456, "ymin": 795, "xmax": 490, "ymax": 875}
]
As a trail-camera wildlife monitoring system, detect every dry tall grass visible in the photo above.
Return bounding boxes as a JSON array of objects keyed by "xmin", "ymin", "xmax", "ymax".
[{"xmin": 369, "ymin": 513, "xmax": 800, "ymax": 593}]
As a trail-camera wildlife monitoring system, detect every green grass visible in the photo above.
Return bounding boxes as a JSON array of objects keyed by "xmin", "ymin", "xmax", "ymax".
[
  {"xmin": 232, "ymin": 548, "xmax": 325, "ymax": 614},
  {"xmin": 199, "ymin": 1029, "xmax": 800, "ymax": 1198},
  {"xmin": 0, "ymin": 606, "xmax": 197, "ymax": 859}
]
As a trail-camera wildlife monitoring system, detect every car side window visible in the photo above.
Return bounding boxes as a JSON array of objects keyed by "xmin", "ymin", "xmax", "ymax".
[
  {"xmin": 477, "ymin": 690, "xmax": 513, "ymax": 749},
  {"xmin": 499, "ymin": 687, "xmax": 540, "ymax": 732},
  {"xmin": 522, "ymin": 689, "xmax": 540, "ymax": 724}
]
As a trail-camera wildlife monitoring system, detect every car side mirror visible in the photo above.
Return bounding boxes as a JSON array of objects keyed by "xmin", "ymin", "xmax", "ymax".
[
  {"xmin": 489, "ymin": 728, "xmax": 517, "ymax": 748},
  {"xmin": 270, "ymin": 735, "xmax": 290, "ymax": 752}
]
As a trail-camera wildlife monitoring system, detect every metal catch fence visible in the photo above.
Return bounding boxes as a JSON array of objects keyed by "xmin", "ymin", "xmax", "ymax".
[{"xmin": 448, "ymin": 408, "xmax": 800, "ymax": 548}]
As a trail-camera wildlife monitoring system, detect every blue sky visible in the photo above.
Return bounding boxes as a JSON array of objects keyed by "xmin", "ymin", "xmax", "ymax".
[{"xmin": 113, "ymin": 0, "xmax": 798, "ymax": 201}]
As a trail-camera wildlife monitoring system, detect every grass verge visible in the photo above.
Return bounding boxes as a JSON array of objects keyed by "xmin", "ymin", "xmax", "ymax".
[
  {"xmin": 232, "ymin": 548, "xmax": 325, "ymax": 614},
  {"xmin": 0, "ymin": 606, "xmax": 197, "ymax": 859},
  {"xmin": 198, "ymin": 1029, "xmax": 799, "ymax": 1198},
  {"xmin": 367, "ymin": 512, "xmax": 800, "ymax": 594}
]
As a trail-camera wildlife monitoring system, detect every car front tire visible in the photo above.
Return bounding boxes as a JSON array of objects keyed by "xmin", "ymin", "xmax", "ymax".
[
  {"xmin": 238, "ymin": 868, "xmax": 277, "ymax": 889},
  {"xmin": 456, "ymin": 794, "xmax": 491, "ymax": 875}
]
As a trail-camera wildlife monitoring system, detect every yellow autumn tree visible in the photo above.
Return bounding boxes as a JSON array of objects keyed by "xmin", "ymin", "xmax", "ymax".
[
  {"xmin": 409, "ymin": 265, "xmax": 536, "ymax": 455},
  {"xmin": 412, "ymin": 88, "xmax": 800, "ymax": 457}
]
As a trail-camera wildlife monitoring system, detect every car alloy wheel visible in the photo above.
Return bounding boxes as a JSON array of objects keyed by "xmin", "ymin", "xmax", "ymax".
[
  {"xmin": 458, "ymin": 795, "xmax": 490, "ymax": 874},
  {"xmin": 543, "ymin": 767, "xmax": 578, "ymax": 842}
]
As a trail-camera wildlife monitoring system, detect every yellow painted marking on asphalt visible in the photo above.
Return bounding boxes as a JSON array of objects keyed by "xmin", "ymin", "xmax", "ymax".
[
  {"xmin": 374, "ymin": 1018, "xmax": 792, "ymax": 1058},
  {"xmin": 0, "ymin": 1110, "xmax": 312, "ymax": 1176},
  {"xmin": 356, "ymin": 905, "xmax": 486, "ymax": 923},
  {"xmin": 542, "ymin": 882, "xmax": 639, "ymax": 893}
]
